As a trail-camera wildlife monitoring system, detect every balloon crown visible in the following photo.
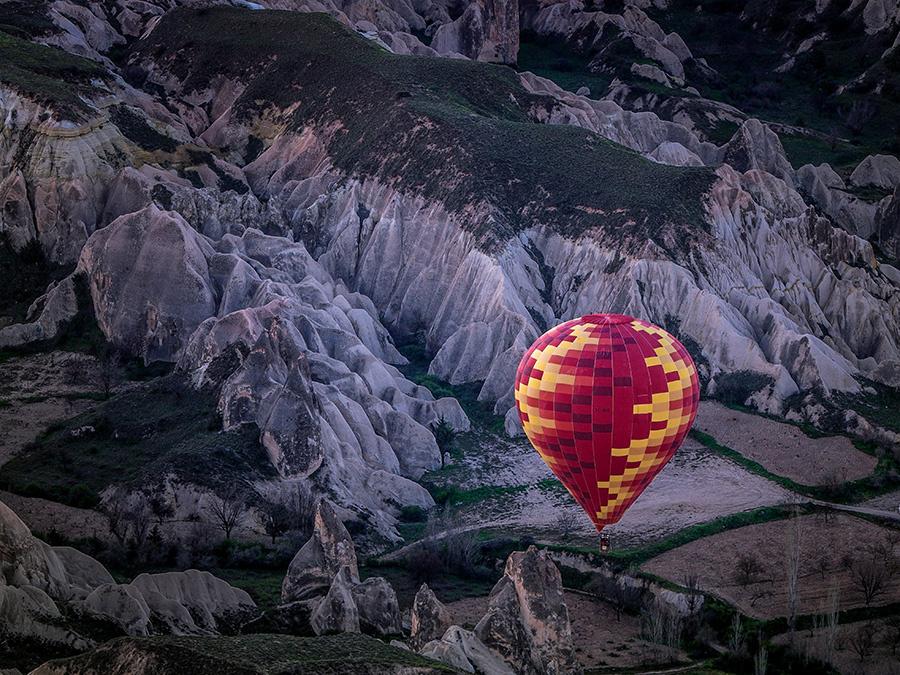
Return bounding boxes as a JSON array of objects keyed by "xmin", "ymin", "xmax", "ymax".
[{"xmin": 581, "ymin": 313, "xmax": 634, "ymax": 325}]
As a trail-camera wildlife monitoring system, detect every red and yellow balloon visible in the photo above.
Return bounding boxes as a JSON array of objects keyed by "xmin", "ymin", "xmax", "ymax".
[{"xmin": 514, "ymin": 314, "xmax": 700, "ymax": 532}]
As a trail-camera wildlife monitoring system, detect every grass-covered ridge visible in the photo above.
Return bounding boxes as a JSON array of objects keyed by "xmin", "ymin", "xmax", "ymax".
[
  {"xmin": 0, "ymin": 30, "xmax": 105, "ymax": 115},
  {"xmin": 0, "ymin": 374, "xmax": 275, "ymax": 508},
  {"xmin": 131, "ymin": 8, "xmax": 715, "ymax": 255},
  {"xmin": 40, "ymin": 633, "xmax": 455, "ymax": 673}
]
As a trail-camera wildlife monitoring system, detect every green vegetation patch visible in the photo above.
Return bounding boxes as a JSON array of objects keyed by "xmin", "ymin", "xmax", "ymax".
[
  {"xmin": 0, "ymin": 235, "xmax": 71, "ymax": 324},
  {"xmin": 651, "ymin": 0, "xmax": 898, "ymax": 163},
  {"xmin": 0, "ymin": 30, "xmax": 105, "ymax": 115},
  {"xmin": 0, "ymin": 2, "xmax": 56, "ymax": 40},
  {"xmin": 0, "ymin": 374, "xmax": 275, "ymax": 508},
  {"xmin": 516, "ymin": 34, "xmax": 614, "ymax": 96},
  {"xmin": 42, "ymin": 633, "xmax": 454, "ymax": 674},
  {"xmin": 131, "ymin": 8, "xmax": 715, "ymax": 256}
]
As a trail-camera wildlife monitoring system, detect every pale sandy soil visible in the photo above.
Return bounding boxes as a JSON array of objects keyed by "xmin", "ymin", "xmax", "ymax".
[
  {"xmin": 694, "ymin": 402, "xmax": 875, "ymax": 485},
  {"xmin": 642, "ymin": 514, "xmax": 900, "ymax": 619},
  {"xmin": 445, "ymin": 436, "xmax": 795, "ymax": 549},
  {"xmin": 445, "ymin": 591, "xmax": 678, "ymax": 670},
  {"xmin": 774, "ymin": 619, "xmax": 900, "ymax": 675},
  {"xmin": 0, "ymin": 490, "xmax": 114, "ymax": 543}
]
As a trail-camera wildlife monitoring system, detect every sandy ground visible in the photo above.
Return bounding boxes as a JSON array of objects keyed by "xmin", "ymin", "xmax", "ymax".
[
  {"xmin": 444, "ymin": 591, "xmax": 677, "ymax": 670},
  {"xmin": 643, "ymin": 513, "xmax": 900, "ymax": 619},
  {"xmin": 0, "ymin": 352, "xmax": 111, "ymax": 467},
  {"xmin": 694, "ymin": 402, "xmax": 875, "ymax": 485},
  {"xmin": 442, "ymin": 433, "xmax": 795, "ymax": 549},
  {"xmin": 0, "ymin": 490, "xmax": 113, "ymax": 543}
]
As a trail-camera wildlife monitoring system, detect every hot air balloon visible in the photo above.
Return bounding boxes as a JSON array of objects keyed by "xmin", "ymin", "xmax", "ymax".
[{"xmin": 514, "ymin": 313, "xmax": 700, "ymax": 547}]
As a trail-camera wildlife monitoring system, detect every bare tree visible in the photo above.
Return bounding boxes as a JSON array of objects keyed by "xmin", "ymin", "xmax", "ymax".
[
  {"xmin": 754, "ymin": 643, "xmax": 768, "ymax": 675},
  {"xmin": 281, "ymin": 482, "xmax": 317, "ymax": 538},
  {"xmin": 848, "ymin": 622, "xmax": 877, "ymax": 665},
  {"xmin": 124, "ymin": 494, "xmax": 151, "ymax": 546},
  {"xmin": 786, "ymin": 511, "xmax": 803, "ymax": 638},
  {"xmin": 728, "ymin": 612, "xmax": 745, "ymax": 655},
  {"xmin": 90, "ymin": 343, "xmax": 124, "ymax": 399},
  {"xmin": 641, "ymin": 596, "xmax": 682, "ymax": 658},
  {"xmin": 148, "ymin": 493, "xmax": 175, "ymax": 525},
  {"xmin": 735, "ymin": 553, "xmax": 764, "ymax": 587},
  {"xmin": 261, "ymin": 502, "xmax": 291, "ymax": 544},
  {"xmin": 683, "ymin": 573, "xmax": 702, "ymax": 616},
  {"xmin": 587, "ymin": 574, "xmax": 642, "ymax": 621},
  {"xmin": 822, "ymin": 585, "xmax": 840, "ymax": 665},
  {"xmin": 207, "ymin": 488, "xmax": 249, "ymax": 540},
  {"xmin": 102, "ymin": 488, "xmax": 150, "ymax": 549},
  {"xmin": 849, "ymin": 555, "xmax": 892, "ymax": 606},
  {"xmin": 103, "ymin": 487, "xmax": 131, "ymax": 546},
  {"xmin": 812, "ymin": 546, "xmax": 830, "ymax": 581},
  {"xmin": 553, "ymin": 511, "xmax": 580, "ymax": 540}
]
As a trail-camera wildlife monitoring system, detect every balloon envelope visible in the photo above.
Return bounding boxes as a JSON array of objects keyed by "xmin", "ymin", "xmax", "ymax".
[{"xmin": 514, "ymin": 314, "xmax": 700, "ymax": 532}]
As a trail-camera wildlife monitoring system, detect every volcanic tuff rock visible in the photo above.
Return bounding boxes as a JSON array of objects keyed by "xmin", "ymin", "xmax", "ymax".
[
  {"xmin": 352, "ymin": 576, "xmax": 404, "ymax": 636},
  {"xmin": 283, "ymin": 500, "xmax": 360, "ymax": 603},
  {"xmin": 474, "ymin": 547, "xmax": 579, "ymax": 675},
  {"xmin": 109, "ymin": 7, "xmax": 899, "ymax": 420},
  {"xmin": 410, "ymin": 584, "xmax": 453, "ymax": 650},
  {"xmin": 851, "ymin": 154, "xmax": 900, "ymax": 190},
  {"xmin": 0, "ymin": 499, "xmax": 256, "ymax": 652},
  {"xmin": 431, "ymin": 0, "xmax": 520, "ymax": 63},
  {"xmin": 11, "ymin": 202, "xmax": 466, "ymax": 534},
  {"xmin": 421, "ymin": 626, "xmax": 515, "ymax": 675},
  {"xmin": 310, "ymin": 566, "xmax": 362, "ymax": 635}
]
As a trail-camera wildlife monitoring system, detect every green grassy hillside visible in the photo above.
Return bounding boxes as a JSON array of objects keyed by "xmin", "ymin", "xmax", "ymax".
[
  {"xmin": 131, "ymin": 8, "xmax": 715, "ymax": 256},
  {"xmin": 37, "ymin": 634, "xmax": 453, "ymax": 674}
]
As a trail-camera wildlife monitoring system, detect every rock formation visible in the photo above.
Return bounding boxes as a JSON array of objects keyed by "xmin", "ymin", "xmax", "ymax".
[
  {"xmin": 474, "ymin": 547, "xmax": 579, "ymax": 674},
  {"xmin": 283, "ymin": 500, "xmax": 360, "ymax": 603},
  {"xmin": 410, "ymin": 584, "xmax": 453, "ymax": 650},
  {"xmin": 421, "ymin": 625, "xmax": 515, "ymax": 675},
  {"xmin": 431, "ymin": 0, "xmax": 519, "ymax": 63},
  {"xmin": 269, "ymin": 500, "xmax": 401, "ymax": 637},
  {"xmin": 0, "ymin": 499, "xmax": 256, "ymax": 655}
]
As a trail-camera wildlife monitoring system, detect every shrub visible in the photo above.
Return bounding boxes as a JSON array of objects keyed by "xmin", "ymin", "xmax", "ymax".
[
  {"xmin": 399, "ymin": 505, "xmax": 427, "ymax": 523},
  {"xmin": 714, "ymin": 371, "xmax": 774, "ymax": 406}
]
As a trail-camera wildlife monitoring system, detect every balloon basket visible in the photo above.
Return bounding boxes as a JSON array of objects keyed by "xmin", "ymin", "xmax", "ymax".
[{"xmin": 599, "ymin": 532, "xmax": 611, "ymax": 554}]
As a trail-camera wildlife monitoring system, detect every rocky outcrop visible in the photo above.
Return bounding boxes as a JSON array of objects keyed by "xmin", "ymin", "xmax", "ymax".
[
  {"xmin": 279, "ymin": 501, "xmax": 401, "ymax": 637},
  {"xmin": 720, "ymin": 119, "xmax": 795, "ymax": 185},
  {"xmin": 421, "ymin": 626, "xmax": 515, "ymax": 675},
  {"xmin": 797, "ymin": 163, "xmax": 882, "ymax": 238},
  {"xmin": 10, "ymin": 203, "xmax": 465, "ymax": 536},
  {"xmin": 410, "ymin": 584, "xmax": 453, "ymax": 650},
  {"xmin": 474, "ymin": 547, "xmax": 579, "ymax": 675},
  {"xmin": 431, "ymin": 0, "xmax": 519, "ymax": 63},
  {"xmin": 0, "ymin": 501, "xmax": 70, "ymax": 600},
  {"xmin": 851, "ymin": 154, "xmax": 900, "ymax": 190},
  {"xmin": 0, "ymin": 499, "xmax": 256, "ymax": 656},
  {"xmin": 877, "ymin": 183, "xmax": 900, "ymax": 260},
  {"xmin": 131, "ymin": 570, "xmax": 256, "ymax": 633},
  {"xmin": 82, "ymin": 584, "xmax": 152, "ymax": 637},
  {"xmin": 352, "ymin": 577, "xmax": 403, "ymax": 636},
  {"xmin": 283, "ymin": 500, "xmax": 359, "ymax": 603},
  {"xmin": 310, "ymin": 566, "xmax": 361, "ymax": 635}
]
